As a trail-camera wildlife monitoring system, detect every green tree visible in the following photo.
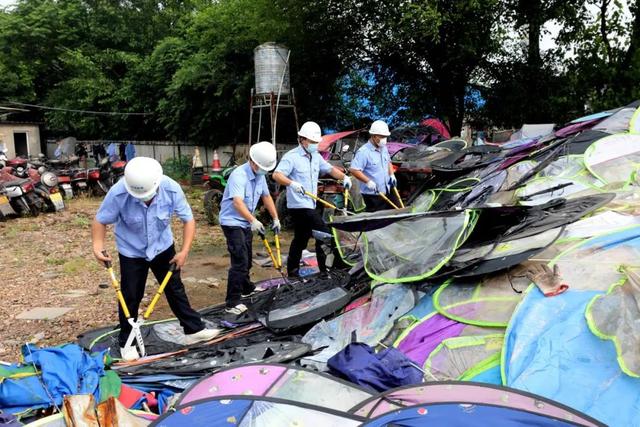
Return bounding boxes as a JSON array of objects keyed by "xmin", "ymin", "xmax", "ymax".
[{"xmin": 350, "ymin": 0, "xmax": 506, "ymax": 135}]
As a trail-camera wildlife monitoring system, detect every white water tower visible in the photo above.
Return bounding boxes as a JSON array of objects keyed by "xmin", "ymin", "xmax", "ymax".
[{"xmin": 248, "ymin": 43, "xmax": 298, "ymax": 150}]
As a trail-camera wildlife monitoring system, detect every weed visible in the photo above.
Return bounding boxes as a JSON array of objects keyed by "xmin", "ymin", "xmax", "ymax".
[
  {"xmin": 62, "ymin": 257, "xmax": 97, "ymax": 274},
  {"xmin": 46, "ymin": 257, "xmax": 65, "ymax": 266},
  {"xmin": 72, "ymin": 216, "xmax": 91, "ymax": 227}
]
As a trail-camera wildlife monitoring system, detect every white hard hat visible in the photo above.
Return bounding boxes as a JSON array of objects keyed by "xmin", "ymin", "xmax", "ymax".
[
  {"xmin": 123, "ymin": 157, "xmax": 163, "ymax": 199},
  {"xmin": 250, "ymin": 141, "xmax": 277, "ymax": 172},
  {"xmin": 297, "ymin": 121, "xmax": 323, "ymax": 143},
  {"xmin": 369, "ymin": 120, "xmax": 391, "ymax": 136}
]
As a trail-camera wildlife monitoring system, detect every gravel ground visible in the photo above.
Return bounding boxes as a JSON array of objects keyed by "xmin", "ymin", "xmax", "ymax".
[{"xmin": 0, "ymin": 187, "xmax": 285, "ymax": 361}]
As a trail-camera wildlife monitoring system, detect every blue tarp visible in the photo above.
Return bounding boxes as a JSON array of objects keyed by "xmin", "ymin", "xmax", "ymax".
[
  {"xmin": 503, "ymin": 288, "xmax": 640, "ymax": 426},
  {"xmin": 0, "ymin": 344, "xmax": 106, "ymax": 415}
]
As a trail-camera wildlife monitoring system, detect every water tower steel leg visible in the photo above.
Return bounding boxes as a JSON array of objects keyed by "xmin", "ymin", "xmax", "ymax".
[
  {"xmin": 248, "ymin": 88, "xmax": 254, "ymax": 145},
  {"xmin": 270, "ymin": 92, "xmax": 275, "ymax": 146},
  {"xmin": 292, "ymin": 88, "xmax": 300, "ymax": 131},
  {"xmin": 257, "ymin": 105, "xmax": 263, "ymax": 142}
]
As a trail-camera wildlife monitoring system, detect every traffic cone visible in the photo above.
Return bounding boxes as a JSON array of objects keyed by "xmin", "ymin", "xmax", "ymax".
[{"xmin": 211, "ymin": 150, "xmax": 222, "ymax": 172}]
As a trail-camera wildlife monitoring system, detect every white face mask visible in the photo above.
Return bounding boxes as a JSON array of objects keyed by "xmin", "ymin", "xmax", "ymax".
[
  {"xmin": 379, "ymin": 137, "xmax": 387, "ymax": 146},
  {"xmin": 256, "ymin": 169, "xmax": 267, "ymax": 176},
  {"xmin": 140, "ymin": 192, "xmax": 156, "ymax": 202}
]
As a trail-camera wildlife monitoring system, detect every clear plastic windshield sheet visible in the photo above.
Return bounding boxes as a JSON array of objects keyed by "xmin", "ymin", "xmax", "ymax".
[
  {"xmin": 584, "ymin": 133, "xmax": 640, "ymax": 185},
  {"xmin": 300, "ymin": 284, "xmax": 416, "ymax": 371},
  {"xmin": 411, "ymin": 190, "xmax": 436, "ymax": 212},
  {"xmin": 516, "ymin": 177, "xmax": 602, "ymax": 206},
  {"xmin": 551, "ymin": 226, "xmax": 640, "ymax": 292},
  {"xmin": 433, "ymin": 273, "xmax": 529, "ymax": 328},
  {"xmin": 500, "ymin": 160, "xmax": 538, "ymax": 190},
  {"xmin": 267, "ymin": 368, "xmax": 373, "ymax": 410},
  {"xmin": 484, "ymin": 227, "xmax": 564, "ymax": 261},
  {"xmin": 536, "ymin": 155, "xmax": 586, "ymax": 179},
  {"xmin": 332, "ymin": 226, "xmax": 363, "ymax": 266},
  {"xmin": 362, "ymin": 211, "xmax": 472, "ymax": 283},
  {"xmin": 586, "ymin": 267, "xmax": 640, "ymax": 377},
  {"xmin": 424, "ymin": 334, "xmax": 505, "ymax": 380}
]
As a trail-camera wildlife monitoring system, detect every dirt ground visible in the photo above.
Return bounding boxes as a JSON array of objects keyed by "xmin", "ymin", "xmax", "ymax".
[{"xmin": 0, "ymin": 187, "xmax": 290, "ymax": 361}]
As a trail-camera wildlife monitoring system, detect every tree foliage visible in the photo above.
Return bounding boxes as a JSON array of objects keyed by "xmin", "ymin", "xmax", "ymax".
[{"xmin": 0, "ymin": 0, "xmax": 639, "ymax": 143}]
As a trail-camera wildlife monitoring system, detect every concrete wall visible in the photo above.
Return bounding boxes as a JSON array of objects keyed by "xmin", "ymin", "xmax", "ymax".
[
  {"xmin": 0, "ymin": 124, "xmax": 41, "ymax": 158},
  {"xmin": 45, "ymin": 141, "xmax": 298, "ymax": 169}
]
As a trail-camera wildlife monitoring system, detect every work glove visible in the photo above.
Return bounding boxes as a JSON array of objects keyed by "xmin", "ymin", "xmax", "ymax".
[
  {"xmin": 365, "ymin": 180, "xmax": 378, "ymax": 192},
  {"xmin": 514, "ymin": 262, "xmax": 568, "ymax": 297},
  {"xmin": 343, "ymin": 175, "xmax": 352, "ymax": 190},
  {"xmin": 289, "ymin": 181, "xmax": 304, "ymax": 194},
  {"xmin": 250, "ymin": 219, "xmax": 266, "ymax": 235},
  {"xmin": 389, "ymin": 174, "xmax": 398, "ymax": 188},
  {"xmin": 272, "ymin": 219, "xmax": 281, "ymax": 235}
]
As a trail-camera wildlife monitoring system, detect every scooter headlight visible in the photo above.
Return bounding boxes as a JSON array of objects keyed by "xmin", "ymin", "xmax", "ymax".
[{"xmin": 41, "ymin": 171, "xmax": 58, "ymax": 188}]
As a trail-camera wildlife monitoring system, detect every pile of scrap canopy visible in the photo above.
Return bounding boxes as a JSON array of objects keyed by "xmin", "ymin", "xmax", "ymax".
[{"xmin": 4, "ymin": 102, "xmax": 640, "ymax": 426}]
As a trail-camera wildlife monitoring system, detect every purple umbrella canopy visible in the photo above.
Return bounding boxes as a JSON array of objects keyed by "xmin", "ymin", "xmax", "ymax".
[{"xmin": 177, "ymin": 364, "xmax": 373, "ymax": 412}]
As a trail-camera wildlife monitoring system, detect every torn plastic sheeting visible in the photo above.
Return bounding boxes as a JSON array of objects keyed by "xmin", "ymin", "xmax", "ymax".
[
  {"xmin": 585, "ymin": 267, "xmax": 640, "ymax": 378},
  {"xmin": 177, "ymin": 364, "xmax": 373, "ymax": 411},
  {"xmin": 362, "ymin": 210, "xmax": 472, "ymax": 283},
  {"xmin": 300, "ymin": 284, "xmax": 416, "ymax": 371}
]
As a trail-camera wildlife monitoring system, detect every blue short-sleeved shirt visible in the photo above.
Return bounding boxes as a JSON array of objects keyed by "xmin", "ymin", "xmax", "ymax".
[
  {"xmin": 219, "ymin": 162, "xmax": 270, "ymax": 228},
  {"xmin": 95, "ymin": 176, "xmax": 193, "ymax": 261},
  {"xmin": 275, "ymin": 145, "xmax": 333, "ymax": 209},
  {"xmin": 350, "ymin": 141, "xmax": 391, "ymax": 195}
]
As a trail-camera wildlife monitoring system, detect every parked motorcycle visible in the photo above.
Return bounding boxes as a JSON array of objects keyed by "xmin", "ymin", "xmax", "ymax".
[
  {"xmin": 47, "ymin": 158, "xmax": 75, "ymax": 199},
  {"xmin": 0, "ymin": 167, "xmax": 42, "ymax": 216},
  {"xmin": 70, "ymin": 167, "xmax": 89, "ymax": 196},
  {"xmin": 0, "ymin": 185, "xmax": 18, "ymax": 220}
]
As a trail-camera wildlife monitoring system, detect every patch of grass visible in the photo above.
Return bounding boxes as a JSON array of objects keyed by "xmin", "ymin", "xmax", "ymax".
[
  {"xmin": 72, "ymin": 216, "xmax": 91, "ymax": 227},
  {"xmin": 46, "ymin": 257, "xmax": 66, "ymax": 266},
  {"xmin": 62, "ymin": 257, "xmax": 97, "ymax": 274},
  {"xmin": 4, "ymin": 227, "xmax": 18, "ymax": 239}
]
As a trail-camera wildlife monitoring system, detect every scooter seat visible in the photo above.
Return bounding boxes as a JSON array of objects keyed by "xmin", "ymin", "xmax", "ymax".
[{"xmin": 0, "ymin": 178, "xmax": 30, "ymax": 187}]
